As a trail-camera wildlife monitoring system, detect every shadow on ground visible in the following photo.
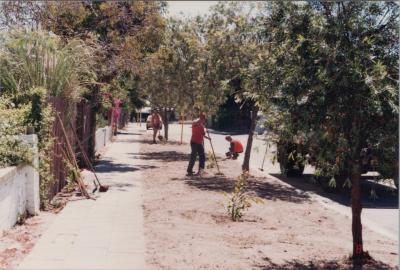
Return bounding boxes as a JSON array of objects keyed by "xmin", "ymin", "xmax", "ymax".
[
  {"xmin": 115, "ymin": 138, "xmax": 147, "ymax": 144},
  {"xmin": 257, "ymin": 257, "xmax": 395, "ymax": 270},
  {"xmin": 181, "ymin": 174, "xmax": 310, "ymax": 204},
  {"xmin": 110, "ymin": 182, "xmax": 137, "ymax": 192},
  {"xmin": 116, "ymin": 138, "xmax": 186, "ymax": 145},
  {"xmin": 160, "ymin": 140, "xmax": 188, "ymax": 145},
  {"xmin": 130, "ymin": 151, "xmax": 188, "ymax": 162},
  {"xmin": 117, "ymin": 132, "xmax": 143, "ymax": 136},
  {"xmin": 271, "ymin": 174, "xmax": 398, "ymax": 209},
  {"xmin": 95, "ymin": 159, "xmax": 158, "ymax": 173}
]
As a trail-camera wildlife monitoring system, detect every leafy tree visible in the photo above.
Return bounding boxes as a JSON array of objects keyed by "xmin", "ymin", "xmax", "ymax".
[
  {"xmin": 139, "ymin": 45, "xmax": 177, "ymax": 140},
  {"xmin": 259, "ymin": 2, "xmax": 399, "ymax": 259},
  {"xmin": 205, "ymin": 2, "xmax": 270, "ymax": 172},
  {"xmin": 36, "ymin": 1, "xmax": 166, "ymax": 110},
  {"xmin": 140, "ymin": 17, "xmax": 226, "ymax": 140},
  {"xmin": 0, "ymin": 1, "xmax": 42, "ymax": 28}
]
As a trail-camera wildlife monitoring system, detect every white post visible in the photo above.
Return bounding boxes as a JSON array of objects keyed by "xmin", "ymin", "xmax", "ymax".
[
  {"xmin": 21, "ymin": 134, "xmax": 40, "ymax": 215},
  {"xmin": 104, "ymin": 128, "xmax": 107, "ymax": 147}
]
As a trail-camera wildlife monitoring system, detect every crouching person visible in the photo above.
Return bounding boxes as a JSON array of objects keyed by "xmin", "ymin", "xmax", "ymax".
[{"xmin": 225, "ymin": 136, "xmax": 243, "ymax": 160}]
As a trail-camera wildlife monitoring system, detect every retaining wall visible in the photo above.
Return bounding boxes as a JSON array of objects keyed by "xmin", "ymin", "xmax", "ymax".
[
  {"xmin": 0, "ymin": 135, "xmax": 39, "ymax": 234},
  {"xmin": 95, "ymin": 126, "xmax": 113, "ymax": 153}
]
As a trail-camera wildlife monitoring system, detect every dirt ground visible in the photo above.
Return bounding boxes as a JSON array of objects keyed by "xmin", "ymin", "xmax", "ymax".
[
  {"xmin": 140, "ymin": 133, "xmax": 398, "ymax": 270},
  {"xmin": 0, "ymin": 212, "xmax": 54, "ymax": 270}
]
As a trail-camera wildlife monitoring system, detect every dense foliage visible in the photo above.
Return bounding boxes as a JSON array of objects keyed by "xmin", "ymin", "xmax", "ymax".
[
  {"xmin": 249, "ymin": 2, "xmax": 399, "ymax": 258},
  {"xmin": 0, "ymin": 97, "xmax": 32, "ymax": 167},
  {"xmin": 0, "ymin": 29, "xmax": 97, "ymax": 205},
  {"xmin": 0, "ymin": 1, "xmax": 167, "ymax": 206}
]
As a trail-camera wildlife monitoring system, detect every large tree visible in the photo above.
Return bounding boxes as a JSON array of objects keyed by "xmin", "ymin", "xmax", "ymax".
[
  {"xmin": 204, "ymin": 2, "xmax": 261, "ymax": 172},
  {"xmin": 259, "ymin": 1, "xmax": 399, "ymax": 260},
  {"xmin": 139, "ymin": 17, "xmax": 226, "ymax": 140}
]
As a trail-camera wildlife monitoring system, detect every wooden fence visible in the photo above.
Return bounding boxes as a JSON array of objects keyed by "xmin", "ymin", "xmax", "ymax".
[
  {"xmin": 76, "ymin": 101, "xmax": 96, "ymax": 168},
  {"xmin": 46, "ymin": 97, "xmax": 127, "ymax": 200},
  {"xmin": 47, "ymin": 97, "xmax": 76, "ymax": 199}
]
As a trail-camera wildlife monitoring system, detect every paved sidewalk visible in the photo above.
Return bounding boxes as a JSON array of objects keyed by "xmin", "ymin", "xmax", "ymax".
[{"xmin": 17, "ymin": 124, "xmax": 145, "ymax": 270}]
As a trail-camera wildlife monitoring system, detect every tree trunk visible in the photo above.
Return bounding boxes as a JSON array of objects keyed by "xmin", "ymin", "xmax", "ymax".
[
  {"xmin": 161, "ymin": 108, "xmax": 169, "ymax": 141},
  {"xmin": 242, "ymin": 105, "xmax": 259, "ymax": 172},
  {"xmin": 180, "ymin": 113, "xmax": 184, "ymax": 144},
  {"xmin": 347, "ymin": 112, "xmax": 366, "ymax": 260},
  {"xmin": 351, "ymin": 159, "xmax": 364, "ymax": 259},
  {"xmin": 88, "ymin": 94, "xmax": 97, "ymax": 162}
]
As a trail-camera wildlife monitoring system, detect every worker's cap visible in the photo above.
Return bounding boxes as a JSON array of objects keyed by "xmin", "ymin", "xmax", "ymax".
[{"xmin": 225, "ymin": 136, "xmax": 232, "ymax": 141}]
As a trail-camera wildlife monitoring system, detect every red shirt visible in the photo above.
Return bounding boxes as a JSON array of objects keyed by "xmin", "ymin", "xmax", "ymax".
[
  {"xmin": 191, "ymin": 121, "xmax": 205, "ymax": 144},
  {"xmin": 152, "ymin": 113, "xmax": 161, "ymax": 125},
  {"xmin": 231, "ymin": 140, "xmax": 244, "ymax": 153}
]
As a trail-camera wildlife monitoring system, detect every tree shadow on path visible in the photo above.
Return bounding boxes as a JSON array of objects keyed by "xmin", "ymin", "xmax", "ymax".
[
  {"xmin": 117, "ymin": 132, "xmax": 143, "ymax": 136},
  {"xmin": 116, "ymin": 138, "xmax": 147, "ymax": 144},
  {"xmin": 130, "ymin": 151, "xmax": 188, "ymax": 162},
  {"xmin": 271, "ymin": 173, "xmax": 398, "ymax": 209},
  {"xmin": 256, "ymin": 256, "xmax": 395, "ymax": 270},
  {"xmin": 95, "ymin": 159, "xmax": 158, "ymax": 173},
  {"xmin": 182, "ymin": 174, "xmax": 310, "ymax": 204}
]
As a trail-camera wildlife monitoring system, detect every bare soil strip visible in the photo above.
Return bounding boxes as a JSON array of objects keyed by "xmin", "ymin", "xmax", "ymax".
[{"xmin": 140, "ymin": 133, "xmax": 397, "ymax": 270}]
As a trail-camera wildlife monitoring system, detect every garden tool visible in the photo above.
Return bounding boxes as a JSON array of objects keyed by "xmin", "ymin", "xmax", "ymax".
[
  {"xmin": 56, "ymin": 113, "xmax": 92, "ymax": 199},
  {"xmin": 259, "ymin": 144, "xmax": 268, "ymax": 172},
  {"xmin": 206, "ymin": 129, "xmax": 224, "ymax": 176},
  {"xmin": 69, "ymin": 119, "xmax": 109, "ymax": 193}
]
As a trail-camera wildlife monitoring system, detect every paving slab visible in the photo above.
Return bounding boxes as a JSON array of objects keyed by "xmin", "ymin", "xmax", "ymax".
[{"xmin": 16, "ymin": 124, "xmax": 146, "ymax": 270}]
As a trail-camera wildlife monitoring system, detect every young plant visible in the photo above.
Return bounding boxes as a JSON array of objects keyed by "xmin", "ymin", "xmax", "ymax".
[
  {"xmin": 206, "ymin": 150, "xmax": 217, "ymax": 169},
  {"xmin": 224, "ymin": 172, "xmax": 263, "ymax": 221}
]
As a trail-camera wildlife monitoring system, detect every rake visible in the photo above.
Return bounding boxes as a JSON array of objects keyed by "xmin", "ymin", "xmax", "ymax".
[
  {"xmin": 68, "ymin": 119, "xmax": 109, "ymax": 193},
  {"xmin": 259, "ymin": 144, "xmax": 268, "ymax": 172},
  {"xmin": 55, "ymin": 113, "xmax": 92, "ymax": 199},
  {"xmin": 206, "ymin": 129, "xmax": 224, "ymax": 176}
]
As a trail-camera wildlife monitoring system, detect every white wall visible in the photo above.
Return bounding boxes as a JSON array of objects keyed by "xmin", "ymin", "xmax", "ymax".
[
  {"xmin": 95, "ymin": 126, "xmax": 113, "ymax": 153},
  {"xmin": 0, "ymin": 135, "xmax": 39, "ymax": 234}
]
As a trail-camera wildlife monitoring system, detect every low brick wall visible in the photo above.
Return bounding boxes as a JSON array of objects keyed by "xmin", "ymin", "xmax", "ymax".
[
  {"xmin": 95, "ymin": 126, "xmax": 113, "ymax": 153},
  {"xmin": 0, "ymin": 135, "xmax": 39, "ymax": 234}
]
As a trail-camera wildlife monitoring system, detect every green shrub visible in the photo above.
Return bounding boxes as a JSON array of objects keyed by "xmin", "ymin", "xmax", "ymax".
[{"xmin": 0, "ymin": 97, "xmax": 32, "ymax": 167}]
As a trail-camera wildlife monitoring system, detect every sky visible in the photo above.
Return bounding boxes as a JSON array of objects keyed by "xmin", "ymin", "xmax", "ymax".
[{"xmin": 166, "ymin": 1, "xmax": 219, "ymax": 17}]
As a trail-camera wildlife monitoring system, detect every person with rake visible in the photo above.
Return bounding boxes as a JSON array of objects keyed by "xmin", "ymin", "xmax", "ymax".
[{"xmin": 186, "ymin": 112, "xmax": 210, "ymax": 176}]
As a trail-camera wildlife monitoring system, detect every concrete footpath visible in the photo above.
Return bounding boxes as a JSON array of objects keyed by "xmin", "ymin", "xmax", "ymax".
[{"xmin": 17, "ymin": 124, "xmax": 145, "ymax": 270}]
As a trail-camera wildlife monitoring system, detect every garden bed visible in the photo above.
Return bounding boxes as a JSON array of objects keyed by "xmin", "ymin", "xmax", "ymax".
[{"xmin": 140, "ymin": 133, "xmax": 397, "ymax": 269}]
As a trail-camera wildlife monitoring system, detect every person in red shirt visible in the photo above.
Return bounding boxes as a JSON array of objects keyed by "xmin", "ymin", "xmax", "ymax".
[
  {"xmin": 151, "ymin": 110, "xmax": 162, "ymax": 144},
  {"xmin": 187, "ymin": 113, "xmax": 210, "ymax": 176},
  {"xmin": 225, "ymin": 136, "xmax": 243, "ymax": 160}
]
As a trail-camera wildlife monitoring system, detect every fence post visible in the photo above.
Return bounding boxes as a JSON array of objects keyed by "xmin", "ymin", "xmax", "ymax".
[{"xmin": 21, "ymin": 134, "xmax": 40, "ymax": 215}]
